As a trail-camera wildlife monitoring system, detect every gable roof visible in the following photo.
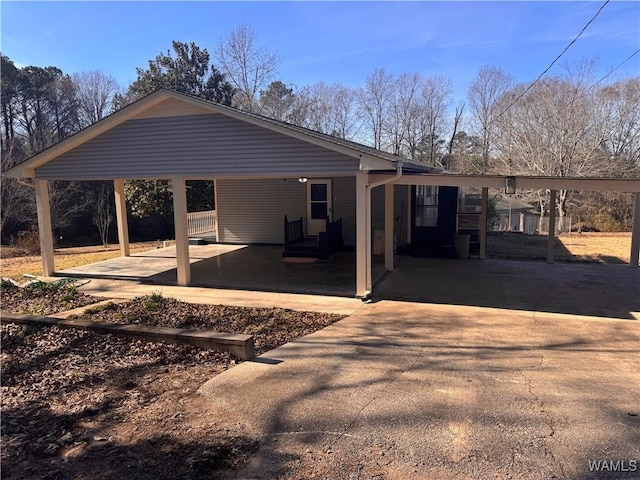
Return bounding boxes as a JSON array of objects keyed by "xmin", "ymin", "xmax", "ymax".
[
  {"xmin": 5, "ymin": 88, "xmax": 432, "ymax": 178},
  {"xmin": 494, "ymin": 196, "xmax": 537, "ymax": 212}
]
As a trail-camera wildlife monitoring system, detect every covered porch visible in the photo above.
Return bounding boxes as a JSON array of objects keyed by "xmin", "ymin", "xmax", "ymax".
[
  {"xmin": 58, "ymin": 245, "xmax": 639, "ymax": 319},
  {"xmin": 59, "ymin": 244, "xmax": 387, "ymax": 298}
]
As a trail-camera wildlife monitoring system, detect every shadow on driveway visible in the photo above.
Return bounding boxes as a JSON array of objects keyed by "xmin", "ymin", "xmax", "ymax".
[{"xmin": 375, "ymin": 257, "xmax": 640, "ymax": 320}]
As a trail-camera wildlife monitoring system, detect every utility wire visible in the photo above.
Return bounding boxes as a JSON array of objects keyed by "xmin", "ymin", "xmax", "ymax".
[
  {"xmin": 495, "ymin": 0, "xmax": 611, "ymax": 120},
  {"xmin": 593, "ymin": 48, "xmax": 639, "ymax": 86}
]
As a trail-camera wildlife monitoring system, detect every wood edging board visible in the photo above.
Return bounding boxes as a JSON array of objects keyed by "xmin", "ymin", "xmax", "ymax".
[{"xmin": 0, "ymin": 310, "xmax": 255, "ymax": 360}]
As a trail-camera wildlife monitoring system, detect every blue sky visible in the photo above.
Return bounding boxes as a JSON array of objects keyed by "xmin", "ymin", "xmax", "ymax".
[{"xmin": 1, "ymin": 1, "xmax": 638, "ymax": 102}]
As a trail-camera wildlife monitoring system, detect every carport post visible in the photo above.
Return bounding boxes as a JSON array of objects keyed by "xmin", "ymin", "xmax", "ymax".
[
  {"xmin": 213, "ymin": 179, "xmax": 220, "ymax": 241},
  {"xmin": 547, "ymin": 189, "xmax": 556, "ymax": 264},
  {"xmin": 480, "ymin": 187, "xmax": 488, "ymax": 259},
  {"xmin": 34, "ymin": 179, "xmax": 55, "ymax": 276},
  {"xmin": 113, "ymin": 179, "xmax": 130, "ymax": 257},
  {"xmin": 355, "ymin": 172, "xmax": 367, "ymax": 297},
  {"xmin": 171, "ymin": 177, "xmax": 190, "ymax": 286},
  {"xmin": 630, "ymin": 191, "xmax": 640, "ymax": 267},
  {"xmin": 384, "ymin": 183, "xmax": 394, "ymax": 271}
]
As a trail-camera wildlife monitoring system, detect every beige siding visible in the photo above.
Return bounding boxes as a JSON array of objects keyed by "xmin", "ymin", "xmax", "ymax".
[
  {"xmin": 36, "ymin": 114, "xmax": 360, "ymax": 180},
  {"xmin": 216, "ymin": 179, "xmax": 306, "ymax": 244},
  {"xmin": 217, "ymin": 176, "xmax": 358, "ymax": 246}
]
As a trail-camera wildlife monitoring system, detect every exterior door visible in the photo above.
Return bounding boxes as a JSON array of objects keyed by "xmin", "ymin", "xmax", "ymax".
[{"xmin": 307, "ymin": 179, "xmax": 332, "ymax": 236}]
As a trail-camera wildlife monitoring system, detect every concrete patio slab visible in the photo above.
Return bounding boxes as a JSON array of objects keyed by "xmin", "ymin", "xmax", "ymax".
[
  {"xmin": 60, "ymin": 244, "xmax": 384, "ymax": 298},
  {"xmin": 376, "ymin": 257, "xmax": 640, "ymax": 320},
  {"xmin": 74, "ymin": 278, "xmax": 363, "ymax": 316},
  {"xmin": 60, "ymin": 244, "xmax": 245, "ymax": 279},
  {"xmin": 199, "ymin": 300, "xmax": 640, "ymax": 479}
]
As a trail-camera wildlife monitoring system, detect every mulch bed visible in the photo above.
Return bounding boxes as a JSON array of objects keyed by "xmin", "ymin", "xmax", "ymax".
[
  {"xmin": 76, "ymin": 295, "xmax": 343, "ymax": 355},
  {"xmin": 1, "ymin": 287, "xmax": 345, "ymax": 479},
  {"xmin": 1, "ymin": 281, "xmax": 100, "ymax": 316}
]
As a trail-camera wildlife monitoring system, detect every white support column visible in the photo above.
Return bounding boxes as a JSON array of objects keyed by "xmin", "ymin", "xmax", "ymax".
[
  {"xmin": 171, "ymin": 177, "xmax": 190, "ymax": 286},
  {"xmin": 213, "ymin": 179, "xmax": 220, "ymax": 241},
  {"xmin": 480, "ymin": 187, "xmax": 488, "ymax": 260},
  {"xmin": 630, "ymin": 191, "xmax": 640, "ymax": 267},
  {"xmin": 547, "ymin": 189, "xmax": 557, "ymax": 264},
  {"xmin": 355, "ymin": 172, "xmax": 367, "ymax": 297},
  {"xmin": 384, "ymin": 183, "xmax": 394, "ymax": 271},
  {"xmin": 113, "ymin": 179, "xmax": 130, "ymax": 257},
  {"xmin": 34, "ymin": 179, "xmax": 55, "ymax": 276}
]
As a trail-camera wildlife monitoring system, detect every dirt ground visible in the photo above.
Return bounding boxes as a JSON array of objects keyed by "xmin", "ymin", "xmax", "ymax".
[{"xmin": 0, "ymin": 287, "xmax": 343, "ymax": 480}]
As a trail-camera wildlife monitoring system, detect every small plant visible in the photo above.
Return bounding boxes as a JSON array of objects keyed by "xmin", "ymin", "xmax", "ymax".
[
  {"xmin": 140, "ymin": 291, "xmax": 164, "ymax": 311},
  {"xmin": 149, "ymin": 290, "xmax": 163, "ymax": 303},
  {"xmin": 0, "ymin": 279, "xmax": 19, "ymax": 290},
  {"xmin": 22, "ymin": 277, "xmax": 86, "ymax": 294}
]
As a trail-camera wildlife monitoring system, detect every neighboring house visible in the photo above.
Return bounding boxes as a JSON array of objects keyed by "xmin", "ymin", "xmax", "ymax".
[
  {"xmin": 5, "ymin": 89, "xmax": 640, "ymax": 297},
  {"xmin": 493, "ymin": 196, "xmax": 540, "ymax": 234}
]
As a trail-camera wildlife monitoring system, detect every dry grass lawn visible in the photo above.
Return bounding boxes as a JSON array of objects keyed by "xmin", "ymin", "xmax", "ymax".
[
  {"xmin": 0, "ymin": 242, "xmax": 164, "ymax": 280},
  {"xmin": 487, "ymin": 232, "xmax": 632, "ymax": 264}
]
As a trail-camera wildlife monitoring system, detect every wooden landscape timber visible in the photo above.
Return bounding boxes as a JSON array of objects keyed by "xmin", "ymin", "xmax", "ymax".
[{"xmin": 1, "ymin": 310, "xmax": 255, "ymax": 360}]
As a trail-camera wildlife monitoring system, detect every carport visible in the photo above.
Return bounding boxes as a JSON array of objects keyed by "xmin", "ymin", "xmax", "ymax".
[
  {"xmin": 4, "ymin": 89, "xmax": 640, "ymax": 299},
  {"xmin": 59, "ymin": 244, "xmax": 388, "ymax": 298}
]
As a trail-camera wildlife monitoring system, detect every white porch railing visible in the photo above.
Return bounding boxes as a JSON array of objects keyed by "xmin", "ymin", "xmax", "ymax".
[{"xmin": 187, "ymin": 210, "xmax": 216, "ymax": 236}]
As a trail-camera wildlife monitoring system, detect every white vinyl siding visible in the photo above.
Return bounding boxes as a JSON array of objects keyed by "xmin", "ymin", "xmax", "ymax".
[
  {"xmin": 216, "ymin": 179, "xmax": 306, "ymax": 244},
  {"xmin": 217, "ymin": 176, "xmax": 359, "ymax": 246}
]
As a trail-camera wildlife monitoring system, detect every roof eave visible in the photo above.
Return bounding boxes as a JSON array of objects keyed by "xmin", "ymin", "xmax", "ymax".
[{"xmin": 4, "ymin": 90, "xmax": 171, "ymax": 178}]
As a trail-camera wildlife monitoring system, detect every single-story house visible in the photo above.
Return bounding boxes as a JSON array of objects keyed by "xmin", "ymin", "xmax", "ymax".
[{"xmin": 5, "ymin": 89, "xmax": 640, "ymax": 297}]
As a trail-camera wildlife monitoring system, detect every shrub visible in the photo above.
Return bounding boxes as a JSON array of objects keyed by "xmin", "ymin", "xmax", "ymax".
[{"xmin": 13, "ymin": 230, "xmax": 40, "ymax": 254}]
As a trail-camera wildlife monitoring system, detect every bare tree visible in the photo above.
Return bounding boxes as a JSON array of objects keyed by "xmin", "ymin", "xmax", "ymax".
[
  {"xmin": 0, "ymin": 139, "xmax": 36, "ymax": 237},
  {"xmin": 448, "ymin": 102, "xmax": 465, "ymax": 155},
  {"xmin": 288, "ymin": 83, "xmax": 360, "ymax": 140},
  {"xmin": 495, "ymin": 61, "xmax": 608, "ymax": 218},
  {"xmin": 215, "ymin": 24, "xmax": 279, "ymax": 112},
  {"xmin": 385, "ymin": 72, "xmax": 421, "ymax": 156},
  {"xmin": 598, "ymin": 78, "xmax": 640, "ymax": 169},
  {"xmin": 420, "ymin": 75, "xmax": 453, "ymax": 165},
  {"xmin": 92, "ymin": 183, "xmax": 113, "ymax": 247},
  {"xmin": 467, "ymin": 66, "xmax": 514, "ymax": 173},
  {"xmin": 330, "ymin": 85, "xmax": 361, "ymax": 140},
  {"xmin": 358, "ymin": 68, "xmax": 393, "ymax": 149},
  {"xmin": 73, "ymin": 71, "xmax": 119, "ymax": 127}
]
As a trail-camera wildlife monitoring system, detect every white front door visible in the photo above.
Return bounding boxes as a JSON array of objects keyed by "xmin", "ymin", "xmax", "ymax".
[{"xmin": 307, "ymin": 179, "xmax": 332, "ymax": 236}]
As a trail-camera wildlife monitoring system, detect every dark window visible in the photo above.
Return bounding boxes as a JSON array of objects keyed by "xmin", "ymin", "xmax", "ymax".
[
  {"xmin": 311, "ymin": 202, "xmax": 328, "ymax": 219},
  {"xmin": 310, "ymin": 184, "xmax": 327, "ymax": 202},
  {"xmin": 415, "ymin": 185, "xmax": 438, "ymax": 227}
]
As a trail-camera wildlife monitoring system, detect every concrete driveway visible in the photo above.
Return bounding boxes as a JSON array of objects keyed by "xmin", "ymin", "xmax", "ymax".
[{"xmin": 199, "ymin": 300, "xmax": 639, "ymax": 479}]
